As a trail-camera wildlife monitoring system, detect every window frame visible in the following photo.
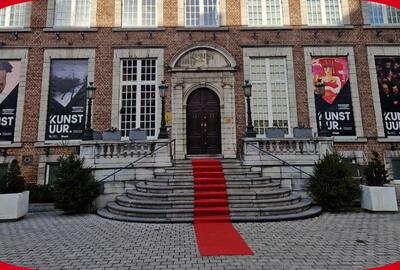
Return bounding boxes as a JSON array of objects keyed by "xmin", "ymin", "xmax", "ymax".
[
  {"xmin": 367, "ymin": 2, "xmax": 400, "ymax": 25},
  {"xmin": 45, "ymin": 162, "xmax": 59, "ymax": 185},
  {"xmin": 247, "ymin": 0, "xmax": 284, "ymax": 26},
  {"xmin": 305, "ymin": 0, "xmax": 343, "ymax": 25},
  {"xmin": 119, "ymin": 58, "xmax": 159, "ymax": 140},
  {"xmin": 0, "ymin": 3, "xmax": 30, "ymax": 29},
  {"xmin": 121, "ymin": 0, "xmax": 158, "ymax": 28},
  {"xmin": 54, "ymin": 0, "xmax": 92, "ymax": 28},
  {"xmin": 184, "ymin": 0, "xmax": 220, "ymax": 27},
  {"xmin": 249, "ymin": 57, "xmax": 291, "ymax": 137}
]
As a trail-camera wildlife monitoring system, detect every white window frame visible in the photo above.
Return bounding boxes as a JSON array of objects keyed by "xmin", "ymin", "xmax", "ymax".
[
  {"xmin": 243, "ymin": 47, "xmax": 298, "ymax": 137},
  {"xmin": 366, "ymin": 2, "xmax": 400, "ymax": 25},
  {"xmin": 121, "ymin": 0, "xmax": 158, "ymax": 27},
  {"xmin": 0, "ymin": 3, "xmax": 31, "ymax": 29},
  {"xmin": 184, "ymin": 0, "xmax": 220, "ymax": 27},
  {"xmin": 305, "ymin": 0, "xmax": 343, "ymax": 25},
  {"xmin": 54, "ymin": 0, "xmax": 92, "ymax": 27},
  {"xmin": 119, "ymin": 59, "xmax": 159, "ymax": 140},
  {"xmin": 250, "ymin": 57, "xmax": 291, "ymax": 137},
  {"xmin": 47, "ymin": 0, "xmax": 97, "ymax": 28},
  {"xmin": 247, "ymin": 0, "xmax": 283, "ymax": 26}
]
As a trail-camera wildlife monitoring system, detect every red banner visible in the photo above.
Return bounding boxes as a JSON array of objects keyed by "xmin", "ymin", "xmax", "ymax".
[
  {"xmin": 365, "ymin": 0, "xmax": 400, "ymax": 8},
  {"xmin": 0, "ymin": 0, "xmax": 35, "ymax": 9}
]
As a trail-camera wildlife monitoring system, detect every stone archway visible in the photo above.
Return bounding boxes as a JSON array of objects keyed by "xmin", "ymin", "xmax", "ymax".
[{"xmin": 169, "ymin": 43, "xmax": 237, "ymax": 159}]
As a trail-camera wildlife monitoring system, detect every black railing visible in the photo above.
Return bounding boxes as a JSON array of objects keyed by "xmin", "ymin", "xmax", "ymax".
[
  {"xmin": 98, "ymin": 139, "xmax": 176, "ymax": 182},
  {"xmin": 247, "ymin": 142, "xmax": 313, "ymax": 178}
]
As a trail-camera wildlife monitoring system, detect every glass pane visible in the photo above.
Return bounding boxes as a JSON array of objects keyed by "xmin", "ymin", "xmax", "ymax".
[
  {"xmin": 307, "ymin": 0, "xmax": 323, "ymax": 25},
  {"xmin": 46, "ymin": 163, "xmax": 59, "ymax": 185},
  {"xmin": 265, "ymin": 0, "xmax": 282, "ymax": 25},
  {"xmin": 142, "ymin": 0, "xmax": 156, "ymax": 26},
  {"xmin": 203, "ymin": 0, "xmax": 218, "ymax": 26},
  {"xmin": 368, "ymin": 2, "xmax": 384, "ymax": 24},
  {"xmin": 324, "ymin": 0, "xmax": 341, "ymax": 24},
  {"xmin": 387, "ymin": 5, "xmax": 400, "ymax": 24},
  {"xmin": 54, "ymin": 0, "xmax": 72, "ymax": 26},
  {"xmin": 7, "ymin": 3, "xmax": 26, "ymax": 28},
  {"xmin": 122, "ymin": 0, "xmax": 138, "ymax": 26},
  {"xmin": 185, "ymin": 0, "xmax": 200, "ymax": 26},
  {"xmin": 248, "ymin": 0, "xmax": 263, "ymax": 25},
  {"xmin": 0, "ymin": 164, "xmax": 8, "ymax": 180},
  {"xmin": 75, "ymin": 0, "xmax": 91, "ymax": 27},
  {"xmin": 392, "ymin": 159, "xmax": 400, "ymax": 180},
  {"xmin": 270, "ymin": 58, "xmax": 289, "ymax": 133}
]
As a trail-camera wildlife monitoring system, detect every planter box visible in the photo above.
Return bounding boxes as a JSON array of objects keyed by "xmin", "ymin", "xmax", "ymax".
[
  {"xmin": 361, "ymin": 185, "xmax": 398, "ymax": 212},
  {"xmin": 293, "ymin": 127, "xmax": 313, "ymax": 138},
  {"xmin": 265, "ymin": 128, "xmax": 285, "ymax": 138},
  {"xmin": 0, "ymin": 191, "xmax": 30, "ymax": 220},
  {"xmin": 129, "ymin": 129, "xmax": 147, "ymax": 141},
  {"xmin": 102, "ymin": 131, "xmax": 121, "ymax": 141},
  {"xmin": 93, "ymin": 131, "xmax": 103, "ymax": 140}
]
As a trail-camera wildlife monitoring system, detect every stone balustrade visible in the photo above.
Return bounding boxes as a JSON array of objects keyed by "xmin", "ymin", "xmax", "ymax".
[
  {"xmin": 80, "ymin": 139, "xmax": 173, "ymax": 182},
  {"xmin": 242, "ymin": 137, "xmax": 333, "ymax": 166}
]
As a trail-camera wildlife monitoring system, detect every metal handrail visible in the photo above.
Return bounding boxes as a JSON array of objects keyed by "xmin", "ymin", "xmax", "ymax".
[
  {"xmin": 248, "ymin": 142, "xmax": 313, "ymax": 178},
  {"xmin": 98, "ymin": 139, "xmax": 176, "ymax": 182}
]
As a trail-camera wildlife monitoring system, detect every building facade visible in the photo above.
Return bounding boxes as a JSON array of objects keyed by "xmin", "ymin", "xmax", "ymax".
[{"xmin": 1, "ymin": 0, "xmax": 400, "ymax": 184}]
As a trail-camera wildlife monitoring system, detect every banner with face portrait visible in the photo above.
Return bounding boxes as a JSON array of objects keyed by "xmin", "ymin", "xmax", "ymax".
[
  {"xmin": 0, "ymin": 60, "xmax": 20, "ymax": 142},
  {"xmin": 375, "ymin": 57, "xmax": 400, "ymax": 137},
  {"xmin": 45, "ymin": 59, "xmax": 88, "ymax": 140},
  {"xmin": 312, "ymin": 57, "xmax": 356, "ymax": 136}
]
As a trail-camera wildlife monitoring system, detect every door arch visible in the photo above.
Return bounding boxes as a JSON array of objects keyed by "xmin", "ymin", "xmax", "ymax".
[{"xmin": 186, "ymin": 88, "xmax": 221, "ymax": 155}]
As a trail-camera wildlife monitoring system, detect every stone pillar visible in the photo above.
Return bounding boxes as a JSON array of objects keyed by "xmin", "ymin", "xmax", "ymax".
[
  {"xmin": 221, "ymin": 82, "xmax": 237, "ymax": 158},
  {"xmin": 172, "ymin": 79, "xmax": 186, "ymax": 159}
]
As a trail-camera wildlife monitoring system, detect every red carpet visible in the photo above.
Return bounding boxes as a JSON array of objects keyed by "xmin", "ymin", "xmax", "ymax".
[
  {"xmin": 0, "ymin": 262, "xmax": 34, "ymax": 270},
  {"xmin": 367, "ymin": 262, "xmax": 400, "ymax": 269},
  {"xmin": 192, "ymin": 159, "xmax": 254, "ymax": 256}
]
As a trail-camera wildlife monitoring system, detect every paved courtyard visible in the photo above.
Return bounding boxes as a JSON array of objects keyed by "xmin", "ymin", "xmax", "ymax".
[{"xmin": 0, "ymin": 211, "xmax": 399, "ymax": 270}]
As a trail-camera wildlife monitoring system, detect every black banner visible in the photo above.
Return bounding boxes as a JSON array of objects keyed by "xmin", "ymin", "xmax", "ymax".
[
  {"xmin": 375, "ymin": 57, "xmax": 400, "ymax": 136},
  {"xmin": 46, "ymin": 59, "xmax": 88, "ymax": 140},
  {"xmin": 0, "ymin": 61, "xmax": 20, "ymax": 142},
  {"xmin": 312, "ymin": 57, "xmax": 356, "ymax": 136}
]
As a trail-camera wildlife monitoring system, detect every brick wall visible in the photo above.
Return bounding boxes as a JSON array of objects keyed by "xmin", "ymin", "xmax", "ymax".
[{"xmin": 0, "ymin": 0, "xmax": 399, "ymax": 183}]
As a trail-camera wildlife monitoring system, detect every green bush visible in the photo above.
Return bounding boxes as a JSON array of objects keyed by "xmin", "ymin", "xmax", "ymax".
[
  {"xmin": 308, "ymin": 152, "xmax": 361, "ymax": 211},
  {"xmin": 0, "ymin": 160, "xmax": 25, "ymax": 194},
  {"xmin": 363, "ymin": 151, "xmax": 389, "ymax": 187},
  {"xmin": 54, "ymin": 154, "xmax": 100, "ymax": 213},
  {"xmin": 27, "ymin": 184, "xmax": 55, "ymax": 203}
]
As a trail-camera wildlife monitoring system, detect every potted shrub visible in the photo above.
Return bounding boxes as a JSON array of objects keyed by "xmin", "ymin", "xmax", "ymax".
[
  {"xmin": 361, "ymin": 151, "xmax": 398, "ymax": 212},
  {"xmin": 0, "ymin": 160, "xmax": 29, "ymax": 220},
  {"xmin": 102, "ymin": 127, "xmax": 121, "ymax": 141},
  {"xmin": 309, "ymin": 152, "xmax": 361, "ymax": 211},
  {"xmin": 54, "ymin": 154, "xmax": 100, "ymax": 213}
]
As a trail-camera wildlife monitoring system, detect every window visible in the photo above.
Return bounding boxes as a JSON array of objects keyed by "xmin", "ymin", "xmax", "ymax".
[
  {"xmin": 185, "ymin": 0, "xmax": 219, "ymax": 27},
  {"xmin": 368, "ymin": 2, "xmax": 400, "ymax": 25},
  {"xmin": 247, "ymin": 0, "xmax": 282, "ymax": 26},
  {"xmin": 0, "ymin": 163, "xmax": 8, "ymax": 180},
  {"xmin": 120, "ymin": 59, "xmax": 157, "ymax": 139},
  {"xmin": 0, "ymin": 3, "xmax": 26, "ymax": 28},
  {"xmin": 122, "ymin": 0, "xmax": 157, "ymax": 27},
  {"xmin": 54, "ymin": 0, "xmax": 91, "ymax": 27},
  {"xmin": 306, "ymin": 0, "xmax": 342, "ymax": 25},
  {"xmin": 45, "ymin": 163, "xmax": 59, "ymax": 185},
  {"xmin": 392, "ymin": 159, "xmax": 400, "ymax": 180},
  {"xmin": 250, "ymin": 58, "xmax": 290, "ymax": 136}
]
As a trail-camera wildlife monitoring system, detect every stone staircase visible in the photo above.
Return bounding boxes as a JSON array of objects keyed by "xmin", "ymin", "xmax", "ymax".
[{"xmin": 97, "ymin": 159, "xmax": 321, "ymax": 222}]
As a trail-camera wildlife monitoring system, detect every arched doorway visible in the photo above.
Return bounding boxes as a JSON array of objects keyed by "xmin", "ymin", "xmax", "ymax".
[{"xmin": 186, "ymin": 88, "xmax": 221, "ymax": 155}]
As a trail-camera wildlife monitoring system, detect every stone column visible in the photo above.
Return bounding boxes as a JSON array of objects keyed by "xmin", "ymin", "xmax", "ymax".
[{"xmin": 172, "ymin": 79, "xmax": 186, "ymax": 159}]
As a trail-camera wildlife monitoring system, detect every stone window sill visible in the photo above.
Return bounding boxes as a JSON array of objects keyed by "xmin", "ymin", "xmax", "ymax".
[
  {"xmin": 333, "ymin": 137, "xmax": 368, "ymax": 143},
  {"xmin": 34, "ymin": 141, "xmax": 82, "ymax": 148},
  {"xmin": 363, "ymin": 24, "xmax": 400, "ymax": 30},
  {"xmin": 176, "ymin": 27, "xmax": 229, "ymax": 32},
  {"xmin": 112, "ymin": 27, "xmax": 166, "ymax": 32},
  {"xmin": 0, "ymin": 143, "xmax": 22, "ymax": 149},
  {"xmin": 0, "ymin": 28, "xmax": 31, "ymax": 33},
  {"xmin": 378, "ymin": 137, "xmax": 400, "ymax": 143},
  {"xmin": 240, "ymin": 26, "xmax": 293, "ymax": 31},
  {"xmin": 299, "ymin": 25, "xmax": 354, "ymax": 30},
  {"xmin": 43, "ymin": 27, "xmax": 98, "ymax": 32}
]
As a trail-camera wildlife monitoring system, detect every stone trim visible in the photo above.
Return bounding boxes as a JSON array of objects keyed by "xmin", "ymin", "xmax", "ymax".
[
  {"xmin": 111, "ymin": 48, "xmax": 164, "ymax": 136},
  {"xmin": 177, "ymin": 0, "xmax": 226, "ymax": 27},
  {"xmin": 304, "ymin": 46, "xmax": 364, "ymax": 140},
  {"xmin": 46, "ymin": 0, "xmax": 98, "ymax": 28},
  {"xmin": 240, "ymin": 0, "xmax": 290, "ymax": 26},
  {"xmin": 367, "ymin": 46, "xmax": 400, "ymax": 140},
  {"xmin": 37, "ymin": 49, "xmax": 96, "ymax": 143},
  {"xmin": 114, "ymin": 0, "xmax": 164, "ymax": 27},
  {"xmin": 0, "ymin": 49, "xmax": 29, "ymax": 145},
  {"xmin": 243, "ymin": 47, "xmax": 298, "ymax": 136},
  {"xmin": 300, "ymin": 0, "xmax": 350, "ymax": 25}
]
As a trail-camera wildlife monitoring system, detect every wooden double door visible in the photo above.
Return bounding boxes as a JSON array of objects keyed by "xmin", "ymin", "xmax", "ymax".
[{"xmin": 187, "ymin": 88, "xmax": 222, "ymax": 155}]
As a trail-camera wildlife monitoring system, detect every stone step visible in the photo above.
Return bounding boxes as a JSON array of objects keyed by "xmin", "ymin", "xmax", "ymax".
[
  {"xmin": 164, "ymin": 165, "xmax": 253, "ymax": 173},
  {"xmin": 125, "ymin": 187, "xmax": 292, "ymax": 201},
  {"xmin": 135, "ymin": 181, "xmax": 281, "ymax": 194},
  {"xmin": 143, "ymin": 176, "xmax": 272, "ymax": 186},
  {"xmin": 154, "ymin": 171, "xmax": 262, "ymax": 180},
  {"xmin": 104, "ymin": 199, "xmax": 313, "ymax": 219},
  {"xmin": 116, "ymin": 193, "xmax": 302, "ymax": 209}
]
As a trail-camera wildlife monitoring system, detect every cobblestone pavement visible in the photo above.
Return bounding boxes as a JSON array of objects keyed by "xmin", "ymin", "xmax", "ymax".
[{"xmin": 0, "ymin": 211, "xmax": 399, "ymax": 270}]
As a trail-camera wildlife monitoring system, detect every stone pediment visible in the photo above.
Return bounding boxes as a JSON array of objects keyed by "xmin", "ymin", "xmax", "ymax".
[{"xmin": 169, "ymin": 44, "xmax": 237, "ymax": 71}]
